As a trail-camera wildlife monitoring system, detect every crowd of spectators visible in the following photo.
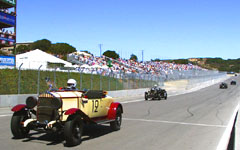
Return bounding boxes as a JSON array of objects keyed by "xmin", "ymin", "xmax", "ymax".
[
  {"xmin": 68, "ymin": 52, "xmax": 205, "ymax": 77},
  {"xmin": 0, "ymin": 9, "xmax": 16, "ymax": 16}
]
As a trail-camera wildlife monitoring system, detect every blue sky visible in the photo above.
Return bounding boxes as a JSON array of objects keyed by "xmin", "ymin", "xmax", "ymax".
[{"xmin": 17, "ymin": 0, "xmax": 240, "ymax": 60}]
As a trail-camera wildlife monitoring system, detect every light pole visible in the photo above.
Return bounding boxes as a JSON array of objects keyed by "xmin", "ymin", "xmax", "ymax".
[{"xmin": 99, "ymin": 44, "xmax": 103, "ymax": 56}]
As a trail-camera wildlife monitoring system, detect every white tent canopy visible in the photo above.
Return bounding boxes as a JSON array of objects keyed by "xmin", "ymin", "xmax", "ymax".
[
  {"xmin": 80, "ymin": 64, "xmax": 91, "ymax": 68},
  {"xmin": 16, "ymin": 49, "xmax": 72, "ymax": 70},
  {"xmin": 72, "ymin": 64, "xmax": 80, "ymax": 68}
]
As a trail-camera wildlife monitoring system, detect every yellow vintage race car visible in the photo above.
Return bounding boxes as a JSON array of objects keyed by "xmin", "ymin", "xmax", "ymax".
[{"xmin": 10, "ymin": 89, "xmax": 123, "ymax": 146}]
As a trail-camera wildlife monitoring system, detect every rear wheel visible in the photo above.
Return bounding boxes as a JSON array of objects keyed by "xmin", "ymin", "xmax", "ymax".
[
  {"xmin": 164, "ymin": 92, "xmax": 167, "ymax": 100},
  {"xmin": 158, "ymin": 93, "xmax": 161, "ymax": 100},
  {"xmin": 145, "ymin": 93, "xmax": 148, "ymax": 101},
  {"xmin": 11, "ymin": 112, "xmax": 30, "ymax": 139},
  {"xmin": 64, "ymin": 115, "xmax": 83, "ymax": 146},
  {"xmin": 110, "ymin": 107, "xmax": 122, "ymax": 131}
]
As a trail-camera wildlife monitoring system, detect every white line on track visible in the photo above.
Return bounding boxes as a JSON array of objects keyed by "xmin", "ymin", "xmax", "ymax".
[
  {"xmin": 216, "ymin": 103, "xmax": 239, "ymax": 150},
  {"xmin": 121, "ymin": 99, "xmax": 144, "ymax": 104},
  {"xmin": 123, "ymin": 118, "xmax": 227, "ymax": 128},
  {"xmin": 0, "ymin": 114, "xmax": 11, "ymax": 117}
]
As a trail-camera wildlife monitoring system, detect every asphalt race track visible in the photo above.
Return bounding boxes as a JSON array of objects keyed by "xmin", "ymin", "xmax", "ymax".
[{"xmin": 0, "ymin": 76, "xmax": 239, "ymax": 150}]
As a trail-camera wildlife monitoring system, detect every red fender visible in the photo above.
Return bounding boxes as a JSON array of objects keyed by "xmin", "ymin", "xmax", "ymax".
[
  {"xmin": 65, "ymin": 108, "xmax": 80, "ymax": 115},
  {"xmin": 11, "ymin": 104, "xmax": 27, "ymax": 112},
  {"xmin": 107, "ymin": 102, "xmax": 123, "ymax": 120}
]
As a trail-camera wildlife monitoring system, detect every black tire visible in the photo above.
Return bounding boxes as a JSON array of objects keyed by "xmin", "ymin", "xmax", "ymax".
[
  {"xmin": 158, "ymin": 93, "xmax": 161, "ymax": 100},
  {"xmin": 164, "ymin": 92, "xmax": 167, "ymax": 100},
  {"xmin": 11, "ymin": 112, "xmax": 30, "ymax": 139},
  {"xmin": 145, "ymin": 93, "xmax": 148, "ymax": 101},
  {"xmin": 110, "ymin": 107, "xmax": 122, "ymax": 131},
  {"xmin": 64, "ymin": 115, "xmax": 83, "ymax": 146}
]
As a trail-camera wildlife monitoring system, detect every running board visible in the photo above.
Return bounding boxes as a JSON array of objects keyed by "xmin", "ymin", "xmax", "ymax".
[{"xmin": 96, "ymin": 119, "xmax": 115, "ymax": 124}]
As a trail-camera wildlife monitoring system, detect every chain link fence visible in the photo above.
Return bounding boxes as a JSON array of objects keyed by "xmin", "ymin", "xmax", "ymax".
[{"xmin": 0, "ymin": 62, "xmax": 226, "ymax": 95}]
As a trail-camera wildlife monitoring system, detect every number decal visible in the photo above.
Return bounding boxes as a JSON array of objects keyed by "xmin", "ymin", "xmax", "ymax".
[{"xmin": 92, "ymin": 100, "xmax": 99, "ymax": 112}]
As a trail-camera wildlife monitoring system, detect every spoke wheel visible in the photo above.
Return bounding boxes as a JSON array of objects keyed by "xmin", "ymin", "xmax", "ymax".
[
  {"xmin": 11, "ymin": 112, "xmax": 30, "ymax": 139},
  {"xmin": 164, "ymin": 92, "xmax": 167, "ymax": 100},
  {"xmin": 110, "ymin": 107, "xmax": 122, "ymax": 131},
  {"xmin": 158, "ymin": 93, "xmax": 161, "ymax": 100},
  {"xmin": 145, "ymin": 93, "xmax": 148, "ymax": 100},
  {"xmin": 64, "ymin": 115, "xmax": 83, "ymax": 146}
]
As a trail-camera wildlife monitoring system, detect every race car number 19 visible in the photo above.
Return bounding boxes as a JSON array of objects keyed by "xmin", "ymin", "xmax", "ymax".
[{"xmin": 92, "ymin": 100, "xmax": 99, "ymax": 112}]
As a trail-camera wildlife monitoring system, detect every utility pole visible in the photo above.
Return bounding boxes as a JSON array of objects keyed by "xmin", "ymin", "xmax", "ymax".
[
  {"xmin": 142, "ymin": 50, "xmax": 144, "ymax": 62},
  {"xmin": 99, "ymin": 44, "xmax": 102, "ymax": 57}
]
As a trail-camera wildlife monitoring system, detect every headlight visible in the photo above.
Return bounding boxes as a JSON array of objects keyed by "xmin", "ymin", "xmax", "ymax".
[{"xmin": 26, "ymin": 96, "xmax": 38, "ymax": 109}]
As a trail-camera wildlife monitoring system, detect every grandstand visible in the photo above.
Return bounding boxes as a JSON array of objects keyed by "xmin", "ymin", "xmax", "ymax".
[{"xmin": 67, "ymin": 51, "xmax": 206, "ymax": 79}]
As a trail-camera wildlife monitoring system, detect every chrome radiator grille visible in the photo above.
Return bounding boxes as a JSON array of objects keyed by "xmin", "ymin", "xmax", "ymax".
[{"xmin": 37, "ymin": 97, "xmax": 58, "ymax": 123}]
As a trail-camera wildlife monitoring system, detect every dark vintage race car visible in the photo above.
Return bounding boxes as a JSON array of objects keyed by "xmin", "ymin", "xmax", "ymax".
[
  {"xmin": 11, "ymin": 90, "xmax": 123, "ymax": 146},
  {"xmin": 219, "ymin": 82, "xmax": 228, "ymax": 89},
  {"xmin": 145, "ymin": 87, "xmax": 167, "ymax": 100},
  {"xmin": 230, "ymin": 80, "xmax": 237, "ymax": 85}
]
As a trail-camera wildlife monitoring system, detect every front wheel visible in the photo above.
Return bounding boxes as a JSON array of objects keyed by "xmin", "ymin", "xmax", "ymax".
[
  {"xmin": 11, "ymin": 112, "xmax": 30, "ymax": 139},
  {"xmin": 64, "ymin": 115, "xmax": 83, "ymax": 146},
  {"xmin": 110, "ymin": 107, "xmax": 122, "ymax": 131}
]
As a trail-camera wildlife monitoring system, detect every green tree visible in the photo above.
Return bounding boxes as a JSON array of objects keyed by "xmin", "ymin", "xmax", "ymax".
[
  {"xmin": 103, "ymin": 50, "xmax": 119, "ymax": 59},
  {"xmin": 164, "ymin": 59, "xmax": 189, "ymax": 64},
  {"xmin": 206, "ymin": 57, "xmax": 223, "ymax": 64},
  {"xmin": 130, "ymin": 54, "xmax": 138, "ymax": 61},
  {"xmin": 16, "ymin": 45, "xmax": 30, "ymax": 54},
  {"xmin": 51, "ymin": 43, "xmax": 76, "ymax": 55},
  {"xmin": 205, "ymin": 58, "xmax": 240, "ymax": 72},
  {"xmin": 0, "ymin": 50, "xmax": 7, "ymax": 56},
  {"xmin": 152, "ymin": 58, "xmax": 161, "ymax": 62},
  {"xmin": 30, "ymin": 39, "xmax": 52, "ymax": 52}
]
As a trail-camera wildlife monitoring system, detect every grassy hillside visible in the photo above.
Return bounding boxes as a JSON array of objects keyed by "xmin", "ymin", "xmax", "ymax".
[
  {"xmin": 204, "ymin": 58, "xmax": 240, "ymax": 72},
  {"xmin": 0, "ymin": 69, "xmax": 155, "ymax": 95},
  {"xmin": 0, "ymin": 69, "xmax": 124, "ymax": 95},
  {"xmin": 157, "ymin": 58, "xmax": 240, "ymax": 73}
]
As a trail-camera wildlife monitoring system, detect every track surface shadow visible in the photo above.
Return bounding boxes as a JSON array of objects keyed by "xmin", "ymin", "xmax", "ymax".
[{"xmin": 13, "ymin": 124, "xmax": 113, "ymax": 147}]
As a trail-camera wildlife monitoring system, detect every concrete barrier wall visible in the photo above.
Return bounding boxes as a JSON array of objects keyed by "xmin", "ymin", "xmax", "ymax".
[
  {"xmin": 186, "ymin": 74, "xmax": 229, "ymax": 91},
  {"xmin": 108, "ymin": 88, "xmax": 148, "ymax": 98},
  {"xmin": 0, "ymin": 94, "xmax": 37, "ymax": 107}
]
